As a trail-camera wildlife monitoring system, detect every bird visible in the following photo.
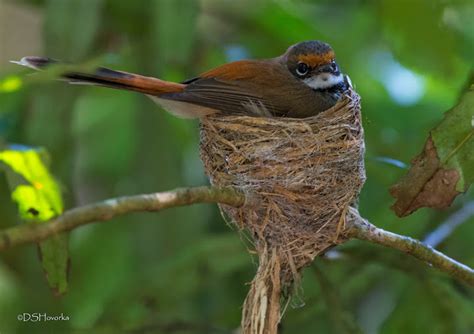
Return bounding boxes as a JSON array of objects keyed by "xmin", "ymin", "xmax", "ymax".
[{"xmin": 13, "ymin": 40, "xmax": 350, "ymax": 118}]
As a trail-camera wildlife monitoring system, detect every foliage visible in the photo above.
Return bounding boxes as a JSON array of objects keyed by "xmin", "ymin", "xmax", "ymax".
[
  {"xmin": 433, "ymin": 87, "xmax": 474, "ymax": 192},
  {"xmin": 0, "ymin": 0, "xmax": 473, "ymax": 333},
  {"xmin": 0, "ymin": 147, "xmax": 62, "ymax": 221},
  {"xmin": 0, "ymin": 146, "xmax": 68, "ymax": 295},
  {"xmin": 391, "ymin": 86, "xmax": 474, "ymax": 216}
]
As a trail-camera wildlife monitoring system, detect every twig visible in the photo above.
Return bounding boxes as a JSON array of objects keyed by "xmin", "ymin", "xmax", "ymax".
[
  {"xmin": 423, "ymin": 201, "xmax": 474, "ymax": 247},
  {"xmin": 0, "ymin": 186, "xmax": 473, "ymax": 286},
  {"xmin": 346, "ymin": 208, "xmax": 474, "ymax": 286},
  {"xmin": 0, "ymin": 186, "xmax": 245, "ymax": 251}
]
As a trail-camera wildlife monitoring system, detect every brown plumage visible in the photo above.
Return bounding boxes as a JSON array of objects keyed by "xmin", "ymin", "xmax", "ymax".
[{"xmin": 13, "ymin": 40, "xmax": 349, "ymax": 118}]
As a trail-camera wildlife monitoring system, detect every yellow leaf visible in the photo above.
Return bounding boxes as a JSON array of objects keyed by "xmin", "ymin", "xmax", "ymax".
[
  {"xmin": 0, "ymin": 149, "xmax": 63, "ymax": 221},
  {"xmin": 0, "ymin": 76, "xmax": 22, "ymax": 93}
]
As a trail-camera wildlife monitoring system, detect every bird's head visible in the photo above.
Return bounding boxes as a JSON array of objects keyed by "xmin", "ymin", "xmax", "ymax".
[{"xmin": 284, "ymin": 40, "xmax": 344, "ymax": 91}]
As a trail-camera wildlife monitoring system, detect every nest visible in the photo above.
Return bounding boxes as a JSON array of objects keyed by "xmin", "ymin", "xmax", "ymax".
[{"xmin": 199, "ymin": 89, "xmax": 365, "ymax": 333}]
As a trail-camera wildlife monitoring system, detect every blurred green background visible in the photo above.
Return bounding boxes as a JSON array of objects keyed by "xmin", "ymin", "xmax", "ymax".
[{"xmin": 0, "ymin": 0, "xmax": 473, "ymax": 333}]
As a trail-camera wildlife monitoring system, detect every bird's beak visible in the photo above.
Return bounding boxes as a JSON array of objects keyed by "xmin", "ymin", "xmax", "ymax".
[{"xmin": 315, "ymin": 64, "xmax": 334, "ymax": 74}]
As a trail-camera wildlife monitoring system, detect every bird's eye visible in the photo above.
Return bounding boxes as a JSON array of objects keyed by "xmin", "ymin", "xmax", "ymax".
[
  {"xmin": 330, "ymin": 61, "xmax": 338, "ymax": 72},
  {"xmin": 296, "ymin": 62, "xmax": 309, "ymax": 76}
]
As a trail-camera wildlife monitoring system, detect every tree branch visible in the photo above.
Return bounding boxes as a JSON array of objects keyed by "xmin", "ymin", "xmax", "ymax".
[
  {"xmin": 0, "ymin": 186, "xmax": 245, "ymax": 251},
  {"xmin": 346, "ymin": 208, "xmax": 474, "ymax": 286},
  {"xmin": 0, "ymin": 185, "xmax": 472, "ymax": 286}
]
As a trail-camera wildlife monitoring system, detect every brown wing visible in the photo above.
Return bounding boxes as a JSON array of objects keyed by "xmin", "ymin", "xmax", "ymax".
[
  {"xmin": 15, "ymin": 56, "xmax": 297, "ymax": 117},
  {"xmin": 160, "ymin": 60, "xmax": 289, "ymax": 116}
]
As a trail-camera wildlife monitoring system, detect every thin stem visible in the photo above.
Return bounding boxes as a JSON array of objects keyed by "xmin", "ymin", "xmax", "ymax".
[{"xmin": 346, "ymin": 208, "xmax": 474, "ymax": 286}]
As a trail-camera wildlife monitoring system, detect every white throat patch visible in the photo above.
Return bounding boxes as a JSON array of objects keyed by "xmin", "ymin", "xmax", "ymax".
[{"xmin": 303, "ymin": 73, "xmax": 344, "ymax": 90}]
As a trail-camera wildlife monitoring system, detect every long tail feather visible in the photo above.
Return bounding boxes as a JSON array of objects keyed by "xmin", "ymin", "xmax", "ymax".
[{"xmin": 12, "ymin": 56, "xmax": 184, "ymax": 95}]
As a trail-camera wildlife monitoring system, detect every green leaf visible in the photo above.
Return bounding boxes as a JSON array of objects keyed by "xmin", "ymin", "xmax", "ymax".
[
  {"xmin": 0, "ymin": 147, "xmax": 68, "ymax": 295},
  {"xmin": 390, "ymin": 86, "xmax": 474, "ymax": 216},
  {"xmin": 0, "ymin": 76, "xmax": 23, "ymax": 93},
  {"xmin": 0, "ymin": 149, "xmax": 62, "ymax": 220},
  {"xmin": 38, "ymin": 235, "xmax": 70, "ymax": 296},
  {"xmin": 432, "ymin": 86, "xmax": 474, "ymax": 191}
]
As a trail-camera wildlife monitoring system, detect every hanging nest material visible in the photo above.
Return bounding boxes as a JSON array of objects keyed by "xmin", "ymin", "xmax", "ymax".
[{"xmin": 199, "ymin": 88, "xmax": 365, "ymax": 333}]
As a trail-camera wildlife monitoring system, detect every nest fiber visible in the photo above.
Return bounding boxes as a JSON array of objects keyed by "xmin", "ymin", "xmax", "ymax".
[{"xmin": 200, "ymin": 89, "xmax": 365, "ymax": 333}]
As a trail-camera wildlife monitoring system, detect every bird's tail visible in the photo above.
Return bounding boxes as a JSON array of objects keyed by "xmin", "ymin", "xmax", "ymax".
[{"xmin": 12, "ymin": 56, "xmax": 184, "ymax": 95}]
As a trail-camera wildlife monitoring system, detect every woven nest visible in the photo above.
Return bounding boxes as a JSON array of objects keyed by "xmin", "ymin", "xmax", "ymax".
[{"xmin": 199, "ymin": 88, "xmax": 365, "ymax": 332}]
